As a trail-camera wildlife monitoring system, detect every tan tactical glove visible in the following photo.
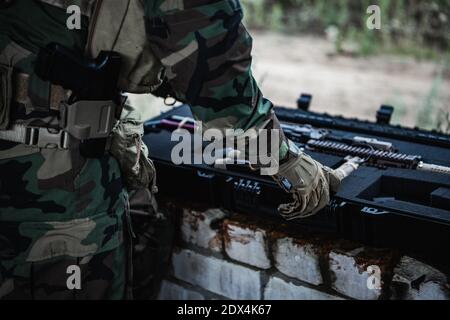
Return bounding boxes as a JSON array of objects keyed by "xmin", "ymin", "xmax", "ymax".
[
  {"xmin": 110, "ymin": 103, "xmax": 157, "ymax": 193},
  {"xmin": 273, "ymin": 140, "xmax": 342, "ymax": 220}
]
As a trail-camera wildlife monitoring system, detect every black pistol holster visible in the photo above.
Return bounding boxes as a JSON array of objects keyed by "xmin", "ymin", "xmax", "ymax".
[{"xmin": 34, "ymin": 42, "xmax": 124, "ymax": 158}]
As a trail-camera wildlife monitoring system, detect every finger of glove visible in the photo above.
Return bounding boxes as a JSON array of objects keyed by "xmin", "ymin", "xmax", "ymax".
[
  {"xmin": 322, "ymin": 166, "xmax": 342, "ymax": 193},
  {"xmin": 279, "ymin": 173, "xmax": 330, "ymax": 219},
  {"xmin": 278, "ymin": 191, "xmax": 303, "ymax": 215}
]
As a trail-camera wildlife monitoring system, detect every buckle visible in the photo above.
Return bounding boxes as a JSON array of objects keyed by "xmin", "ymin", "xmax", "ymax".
[
  {"xmin": 26, "ymin": 127, "xmax": 69, "ymax": 149},
  {"xmin": 60, "ymin": 100, "xmax": 118, "ymax": 141}
]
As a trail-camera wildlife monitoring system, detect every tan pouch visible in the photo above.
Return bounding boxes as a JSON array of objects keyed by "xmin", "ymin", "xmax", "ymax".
[{"xmin": 0, "ymin": 63, "xmax": 12, "ymax": 130}]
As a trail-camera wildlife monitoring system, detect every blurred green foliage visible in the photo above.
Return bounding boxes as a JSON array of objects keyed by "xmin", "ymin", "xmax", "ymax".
[
  {"xmin": 416, "ymin": 67, "xmax": 444, "ymax": 130},
  {"xmin": 436, "ymin": 108, "xmax": 450, "ymax": 133},
  {"xmin": 241, "ymin": 0, "xmax": 450, "ymax": 59}
]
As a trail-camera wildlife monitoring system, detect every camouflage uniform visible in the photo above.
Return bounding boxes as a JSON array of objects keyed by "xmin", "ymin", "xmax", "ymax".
[
  {"xmin": 0, "ymin": 0, "xmax": 339, "ymax": 300},
  {"xmin": 0, "ymin": 0, "xmax": 127, "ymax": 300}
]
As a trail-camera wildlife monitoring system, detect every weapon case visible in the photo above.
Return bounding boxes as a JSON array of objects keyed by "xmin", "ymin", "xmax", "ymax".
[{"xmin": 144, "ymin": 104, "xmax": 450, "ymax": 266}]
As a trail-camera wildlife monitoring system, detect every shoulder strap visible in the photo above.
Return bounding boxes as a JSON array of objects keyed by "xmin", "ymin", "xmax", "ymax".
[
  {"xmin": 85, "ymin": 0, "xmax": 131, "ymax": 57},
  {"xmin": 85, "ymin": 0, "xmax": 103, "ymax": 55}
]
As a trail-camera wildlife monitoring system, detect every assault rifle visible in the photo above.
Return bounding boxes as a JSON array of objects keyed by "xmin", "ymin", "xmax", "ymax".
[
  {"xmin": 281, "ymin": 123, "xmax": 450, "ymax": 176},
  {"xmin": 145, "ymin": 114, "xmax": 450, "ymax": 177}
]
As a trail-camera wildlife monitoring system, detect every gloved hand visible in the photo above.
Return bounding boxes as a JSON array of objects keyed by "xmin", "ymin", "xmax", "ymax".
[
  {"xmin": 110, "ymin": 103, "xmax": 158, "ymax": 192},
  {"xmin": 272, "ymin": 140, "xmax": 342, "ymax": 220}
]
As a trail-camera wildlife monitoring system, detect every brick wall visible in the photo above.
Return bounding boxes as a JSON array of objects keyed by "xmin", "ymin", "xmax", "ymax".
[{"xmin": 158, "ymin": 207, "xmax": 450, "ymax": 300}]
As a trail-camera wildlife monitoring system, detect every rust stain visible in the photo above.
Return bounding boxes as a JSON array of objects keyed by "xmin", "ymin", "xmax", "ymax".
[
  {"xmin": 208, "ymin": 234, "xmax": 223, "ymax": 251},
  {"xmin": 159, "ymin": 199, "xmax": 402, "ymax": 291},
  {"xmin": 184, "ymin": 209, "xmax": 200, "ymax": 232}
]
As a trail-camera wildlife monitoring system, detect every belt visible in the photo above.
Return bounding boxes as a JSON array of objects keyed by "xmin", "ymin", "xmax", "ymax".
[
  {"xmin": 3, "ymin": 73, "xmax": 119, "ymax": 155},
  {"xmin": 0, "ymin": 123, "xmax": 70, "ymax": 149},
  {"xmin": 0, "ymin": 123, "xmax": 114, "ymax": 155},
  {"xmin": 13, "ymin": 73, "xmax": 70, "ymax": 111},
  {"xmin": 2, "ymin": 73, "xmax": 71, "ymax": 149}
]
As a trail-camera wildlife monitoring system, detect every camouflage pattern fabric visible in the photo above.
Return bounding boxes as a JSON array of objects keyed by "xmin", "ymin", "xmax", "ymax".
[
  {"xmin": 0, "ymin": 0, "xmax": 127, "ymax": 300},
  {"xmin": 0, "ymin": 150, "xmax": 127, "ymax": 299},
  {"xmin": 143, "ymin": 0, "xmax": 336, "ymax": 216},
  {"xmin": 144, "ymin": 0, "xmax": 290, "ymax": 159}
]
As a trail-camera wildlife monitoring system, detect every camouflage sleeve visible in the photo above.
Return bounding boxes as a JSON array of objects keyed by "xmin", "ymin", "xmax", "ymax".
[{"xmin": 144, "ymin": 0, "xmax": 289, "ymax": 160}]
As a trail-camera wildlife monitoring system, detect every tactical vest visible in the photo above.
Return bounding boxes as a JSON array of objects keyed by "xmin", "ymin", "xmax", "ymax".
[{"xmin": 0, "ymin": 0, "xmax": 163, "ymax": 141}]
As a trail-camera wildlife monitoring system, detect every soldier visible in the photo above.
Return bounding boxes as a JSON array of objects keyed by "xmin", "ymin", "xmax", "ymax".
[{"xmin": 0, "ymin": 0, "xmax": 355, "ymax": 300}]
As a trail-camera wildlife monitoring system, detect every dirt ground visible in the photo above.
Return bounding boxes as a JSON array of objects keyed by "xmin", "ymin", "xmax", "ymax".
[{"xmin": 130, "ymin": 31, "xmax": 450, "ymax": 129}]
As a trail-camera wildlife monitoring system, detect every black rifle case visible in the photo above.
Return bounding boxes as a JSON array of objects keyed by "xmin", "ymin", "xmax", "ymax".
[{"xmin": 144, "ymin": 104, "xmax": 450, "ymax": 266}]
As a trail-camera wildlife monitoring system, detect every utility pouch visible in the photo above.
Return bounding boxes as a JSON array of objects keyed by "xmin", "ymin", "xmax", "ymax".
[{"xmin": 0, "ymin": 63, "xmax": 12, "ymax": 130}]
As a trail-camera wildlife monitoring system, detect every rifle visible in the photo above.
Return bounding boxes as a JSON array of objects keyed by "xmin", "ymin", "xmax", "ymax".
[
  {"xmin": 281, "ymin": 123, "xmax": 450, "ymax": 176},
  {"xmin": 144, "ymin": 115, "xmax": 450, "ymax": 177}
]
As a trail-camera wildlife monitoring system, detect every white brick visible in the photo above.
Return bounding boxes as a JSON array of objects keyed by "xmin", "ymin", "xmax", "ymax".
[
  {"xmin": 224, "ymin": 222, "xmax": 271, "ymax": 269},
  {"xmin": 172, "ymin": 249, "xmax": 262, "ymax": 300},
  {"xmin": 158, "ymin": 281, "xmax": 205, "ymax": 300},
  {"xmin": 181, "ymin": 209, "xmax": 227, "ymax": 252},
  {"xmin": 329, "ymin": 248, "xmax": 382, "ymax": 300},
  {"xmin": 273, "ymin": 237, "xmax": 323, "ymax": 285},
  {"xmin": 391, "ymin": 256, "xmax": 449, "ymax": 300},
  {"xmin": 264, "ymin": 277, "xmax": 343, "ymax": 300}
]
